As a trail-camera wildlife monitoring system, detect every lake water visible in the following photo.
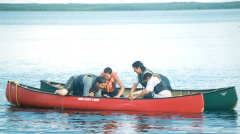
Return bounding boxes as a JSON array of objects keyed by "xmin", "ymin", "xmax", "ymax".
[{"xmin": 0, "ymin": 9, "xmax": 240, "ymax": 133}]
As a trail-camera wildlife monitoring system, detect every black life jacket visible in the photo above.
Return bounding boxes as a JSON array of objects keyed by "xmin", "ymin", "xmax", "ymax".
[
  {"xmin": 73, "ymin": 74, "xmax": 97, "ymax": 96},
  {"xmin": 152, "ymin": 74, "xmax": 172, "ymax": 94}
]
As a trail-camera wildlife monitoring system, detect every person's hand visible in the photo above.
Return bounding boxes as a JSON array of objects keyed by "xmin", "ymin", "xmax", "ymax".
[
  {"xmin": 126, "ymin": 94, "xmax": 132, "ymax": 98},
  {"xmin": 103, "ymin": 94, "xmax": 111, "ymax": 98},
  {"xmin": 89, "ymin": 92, "xmax": 94, "ymax": 97},
  {"xmin": 55, "ymin": 90, "xmax": 59, "ymax": 94},
  {"xmin": 113, "ymin": 96, "xmax": 120, "ymax": 98},
  {"xmin": 129, "ymin": 96, "xmax": 136, "ymax": 102}
]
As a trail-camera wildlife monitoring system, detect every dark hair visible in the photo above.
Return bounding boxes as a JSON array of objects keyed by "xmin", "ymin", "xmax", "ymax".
[
  {"xmin": 143, "ymin": 72, "xmax": 153, "ymax": 80},
  {"xmin": 104, "ymin": 67, "xmax": 112, "ymax": 74},
  {"xmin": 95, "ymin": 76, "xmax": 106, "ymax": 84},
  {"xmin": 132, "ymin": 61, "xmax": 146, "ymax": 71}
]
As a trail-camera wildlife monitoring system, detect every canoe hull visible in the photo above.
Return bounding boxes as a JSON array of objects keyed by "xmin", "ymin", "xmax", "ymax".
[
  {"xmin": 40, "ymin": 80, "xmax": 238, "ymax": 110},
  {"xmin": 6, "ymin": 81, "xmax": 204, "ymax": 113},
  {"xmin": 203, "ymin": 87, "xmax": 238, "ymax": 110}
]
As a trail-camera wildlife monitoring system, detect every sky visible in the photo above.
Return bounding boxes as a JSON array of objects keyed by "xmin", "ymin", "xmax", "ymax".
[{"xmin": 0, "ymin": 0, "xmax": 239, "ymax": 3}]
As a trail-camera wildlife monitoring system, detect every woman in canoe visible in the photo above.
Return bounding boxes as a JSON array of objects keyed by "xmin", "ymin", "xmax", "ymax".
[
  {"xmin": 127, "ymin": 61, "xmax": 153, "ymax": 98},
  {"xmin": 100, "ymin": 67, "xmax": 125, "ymax": 98},
  {"xmin": 55, "ymin": 74, "xmax": 106, "ymax": 97}
]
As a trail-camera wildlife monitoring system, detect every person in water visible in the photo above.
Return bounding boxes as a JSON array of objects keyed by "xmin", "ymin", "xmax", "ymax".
[
  {"xmin": 129, "ymin": 72, "xmax": 172, "ymax": 101},
  {"xmin": 55, "ymin": 74, "xmax": 106, "ymax": 97},
  {"xmin": 100, "ymin": 67, "xmax": 125, "ymax": 98},
  {"xmin": 127, "ymin": 61, "xmax": 153, "ymax": 98}
]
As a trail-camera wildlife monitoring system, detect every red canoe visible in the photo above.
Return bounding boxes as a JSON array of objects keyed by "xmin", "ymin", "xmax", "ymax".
[{"xmin": 6, "ymin": 81, "xmax": 204, "ymax": 113}]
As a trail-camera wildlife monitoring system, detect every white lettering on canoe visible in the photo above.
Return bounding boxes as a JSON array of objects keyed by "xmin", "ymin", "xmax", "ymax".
[
  {"xmin": 78, "ymin": 98, "xmax": 99, "ymax": 102},
  {"xmin": 92, "ymin": 99, "xmax": 99, "ymax": 101},
  {"xmin": 78, "ymin": 98, "xmax": 84, "ymax": 100},
  {"xmin": 11, "ymin": 86, "xmax": 15, "ymax": 90},
  {"xmin": 221, "ymin": 92, "xmax": 227, "ymax": 96}
]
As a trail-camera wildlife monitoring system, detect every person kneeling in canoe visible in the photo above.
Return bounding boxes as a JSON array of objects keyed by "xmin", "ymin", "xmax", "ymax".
[
  {"xmin": 101, "ymin": 67, "xmax": 125, "ymax": 98},
  {"xmin": 55, "ymin": 74, "xmax": 106, "ymax": 97},
  {"xmin": 129, "ymin": 72, "xmax": 172, "ymax": 101},
  {"xmin": 127, "ymin": 61, "xmax": 153, "ymax": 98}
]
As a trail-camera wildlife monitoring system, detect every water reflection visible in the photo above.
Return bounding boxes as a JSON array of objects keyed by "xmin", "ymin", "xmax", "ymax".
[
  {"xmin": 204, "ymin": 110, "xmax": 238, "ymax": 122},
  {"xmin": 5, "ymin": 106, "xmax": 239, "ymax": 133},
  {"xmin": 4, "ymin": 106, "xmax": 207, "ymax": 133}
]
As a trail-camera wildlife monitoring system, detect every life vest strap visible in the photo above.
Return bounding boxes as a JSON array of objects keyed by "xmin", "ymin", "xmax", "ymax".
[
  {"xmin": 84, "ymin": 74, "xmax": 93, "ymax": 78},
  {"xmin": 151, "ymin": 74, "xmax": 161, "ymax": 83}
]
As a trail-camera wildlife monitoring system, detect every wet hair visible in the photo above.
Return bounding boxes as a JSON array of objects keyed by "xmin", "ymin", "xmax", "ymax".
[
  {"xmin": 95, "ymin": 76, "xmax": 106, "ymax": 84},
  {"xmin": 132, "ymin": 61, "xmax": 146, "ymax": 71},
  {"xmin": 143, "ymin": 72, "xmax": 153, "ymax": 80},
  {"xmin": 104, "ymin": 67, "xmax": 112, "ymax": 74}
]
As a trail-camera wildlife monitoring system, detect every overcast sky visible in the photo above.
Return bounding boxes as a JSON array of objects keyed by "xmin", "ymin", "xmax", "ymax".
[{"xmin": 0, "ymin": 0, "xmax": 239, "ymax": 3}]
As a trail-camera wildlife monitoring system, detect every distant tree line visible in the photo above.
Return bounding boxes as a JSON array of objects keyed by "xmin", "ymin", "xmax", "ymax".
[{"xmin": 0, "ymin": 2, "xmax": 240, "ymax": 11}]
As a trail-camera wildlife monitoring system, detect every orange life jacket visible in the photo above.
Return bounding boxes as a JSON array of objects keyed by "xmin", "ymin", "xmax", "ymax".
[{"xmin": 101, "ymin": 72, "xmax": 117, "ymax": 92}]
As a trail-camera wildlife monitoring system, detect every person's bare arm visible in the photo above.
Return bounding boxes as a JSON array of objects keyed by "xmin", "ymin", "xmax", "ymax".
[
  {"xmin": 126, "ymin": 82, "xmax": 138, "ymax": 98},
  {"xmin": 113, "ymin": 75, "xmax": 125, "ymax": 98},
  {"xmin": 129, "ymin": 89, "xmax": 149, "ymax": 101}
]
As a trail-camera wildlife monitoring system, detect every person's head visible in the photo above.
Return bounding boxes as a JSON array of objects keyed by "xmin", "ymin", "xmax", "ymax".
[
  {"xmin": 132, "ymin": 61, "xmax": 146, "ymax": 74},
  {"xmin": 95, "ymin": 76, "xmax": 106, "ymax": 89},
  {"xmin": 143, "ymin": 72, "xmax": 153, "ymax": 82},
  {"xmin": 103, "ymin": 67, "xmax": 112, "ymax": 80}
]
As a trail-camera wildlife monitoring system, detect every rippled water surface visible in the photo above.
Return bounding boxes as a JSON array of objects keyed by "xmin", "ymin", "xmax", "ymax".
[{"xmin": 0, "ymin": 9, "xmax": 240, "ymax": 133}]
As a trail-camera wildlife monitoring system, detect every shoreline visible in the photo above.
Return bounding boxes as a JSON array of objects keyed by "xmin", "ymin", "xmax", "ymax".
[{"xmin": 0, "ymin": 2, "xmax": 240, "ymax": 11}]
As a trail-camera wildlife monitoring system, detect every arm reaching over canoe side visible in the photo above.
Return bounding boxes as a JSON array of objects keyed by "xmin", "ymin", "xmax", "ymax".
[
  {"xmin": 127, "ymin": 82, "xmax": 138, "ymax": 98},
  {"xmin": 129, "ymin": 89, "xmax": 149, "ymax": 101}
]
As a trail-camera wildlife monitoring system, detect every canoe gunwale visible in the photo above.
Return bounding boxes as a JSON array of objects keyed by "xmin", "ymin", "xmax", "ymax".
[{"xmin": 200, "ymin": 86, "xmax": 236, "ymax": 94}]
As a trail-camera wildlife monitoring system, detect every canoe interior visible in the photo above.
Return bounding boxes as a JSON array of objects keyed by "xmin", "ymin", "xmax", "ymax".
[{"xmin": 40, "ymin": 80, "xmax": 225, "ymax": 97}]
